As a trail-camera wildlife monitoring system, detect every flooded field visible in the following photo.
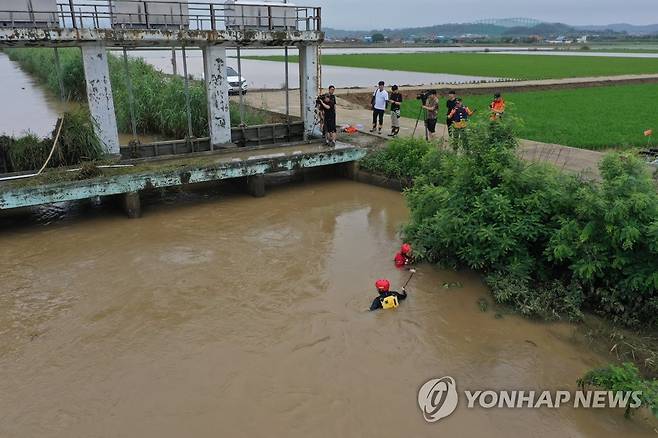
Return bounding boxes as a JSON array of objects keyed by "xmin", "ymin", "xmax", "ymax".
[
  {"xmin": 126, "ymin": 48, "xmax": 501, "ymax": 89},
  {"xmin": 0, "ymin": 180, "xmax": 654, "ymax": 437}
]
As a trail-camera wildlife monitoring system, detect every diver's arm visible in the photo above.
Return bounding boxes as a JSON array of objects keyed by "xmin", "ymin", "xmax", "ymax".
[{"xmin": 369, "ymin": 297, "xmax": 383, "ymax": 311}]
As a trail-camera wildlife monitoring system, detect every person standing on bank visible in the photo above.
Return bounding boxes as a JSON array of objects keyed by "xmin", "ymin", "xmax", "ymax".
[
  {"xmin": 318, "ymin": 92, "xmax": 337, "ymax": 147},
  {"xmin": 370, "ymin": 81, "xmax": 389, "ymax": 134},
  {"xmin": 446, "ymin": 90, "xmax": 458, "ymax": 135},
  {"xmin": 422, "ymin": 90, "xmax": 440, "ymax": 141},
  {"xmin": 321, "ymin": 85, "xmax": 337, "ymax": 147},
  {"xmin": 489, "ymin": 92, "xmax": 506, "ymax": 121},
  {"xmin": 389, "ymin": 85, "xmax": 403, "ymax": 137}
]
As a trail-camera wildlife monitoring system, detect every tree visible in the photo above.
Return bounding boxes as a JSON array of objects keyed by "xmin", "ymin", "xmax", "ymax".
[{"xmin": 371, "ymin": 33, "xmax": 386, "ymax": 43}]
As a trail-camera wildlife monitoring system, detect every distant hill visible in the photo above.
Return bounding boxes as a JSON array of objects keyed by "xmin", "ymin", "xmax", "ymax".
[
  {"xmin": 575, "ymin": 23, "xmax": 658, "ymax": 35},
  {"xmin": 325, "ymin": 23, "xmax": 509, "ymax": 40},
  {"xmin": 324, "ymin": 19, "xmax": 658, "ymax": 40},
  {"xmin": 503, "ymin": 22, "xmax": 575, "ymax": 37}
]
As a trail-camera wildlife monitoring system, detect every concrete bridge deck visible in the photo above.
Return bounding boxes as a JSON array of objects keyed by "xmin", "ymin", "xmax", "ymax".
[{"xmin": 0, "ymin": 141, "xmax": 365, "ymax": 216}]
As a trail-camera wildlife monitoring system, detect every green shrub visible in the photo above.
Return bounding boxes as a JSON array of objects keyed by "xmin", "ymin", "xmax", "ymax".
[
  {"xmin": 360, "ymin": 137, "xmax": 433, "ymax": 180},
  {"xmin": 548, "ymin": 153, "xmax": 658, "ymax": 326},
  {"xmin": 403, "ymin": 120, "xmax": 658, "ymax": 327},
  {"xmin": 578, "ymin": 362, "xmax": 658, "ymax": 418}
]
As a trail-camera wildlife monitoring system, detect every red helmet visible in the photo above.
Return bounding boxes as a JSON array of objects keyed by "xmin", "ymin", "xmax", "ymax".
[
  {"xmin": 401, "ymin": 243, "xmax": 412, "ymax": 255},
  {"xmin": 375, "ymin": 279, "xmax": 390, "ymax": 292}
]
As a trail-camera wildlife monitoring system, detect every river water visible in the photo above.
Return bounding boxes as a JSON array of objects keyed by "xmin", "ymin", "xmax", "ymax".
[{"xmin": 0, "ymin": 180, "xmax": 654, "ymax": 437}]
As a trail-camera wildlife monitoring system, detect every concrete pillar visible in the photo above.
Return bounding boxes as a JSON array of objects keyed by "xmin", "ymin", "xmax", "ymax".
[
  {"xmin": 299, "ymin": 44, "xmax": 320, "ymax": 140},
  {"xmin": 246, "ymin": 174, "xmax": 266, "ymax": 198},
  {"xmin": 123, "ymin": 191, "xmax": 141, "ymax": 218},
  {"xmin": 80, "ymin": 43, "xmax": 120, "ymax": 155},
  {"xmin": 203, "ymin": 45, "xmax": 233, "ymax": 148}
]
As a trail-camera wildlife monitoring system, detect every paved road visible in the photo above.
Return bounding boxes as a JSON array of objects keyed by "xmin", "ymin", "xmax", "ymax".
[{"xmin": 240, "ymin": 89, "xmax": 606, "ymax": 179}]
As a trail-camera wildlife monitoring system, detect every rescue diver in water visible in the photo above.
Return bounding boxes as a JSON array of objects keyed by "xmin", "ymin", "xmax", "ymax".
[
  {"xmin": 394, "ymin": 243, "xmax": 413, "ymax": 269},
  {"xmin": 369, "ymin": 279, "xmax": 408, "ymax": 311}
]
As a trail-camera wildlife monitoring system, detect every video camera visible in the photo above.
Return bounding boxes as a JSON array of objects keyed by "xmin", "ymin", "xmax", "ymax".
[
  {"xmin": 316, "ymin": 93, "xmax": 328, "ymax": 106},
  {"xmin": 416, "ymin": 90, "xmax": 432, "ymax": 105}
]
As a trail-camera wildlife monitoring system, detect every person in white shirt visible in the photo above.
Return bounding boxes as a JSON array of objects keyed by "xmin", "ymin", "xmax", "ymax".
[{"xmin": 370, "ymin": 81, "xmax": 389, "ymax": 134}]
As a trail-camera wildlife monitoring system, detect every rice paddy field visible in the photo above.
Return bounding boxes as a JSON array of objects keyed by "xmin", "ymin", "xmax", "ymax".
[
  {"xmin": 254, "ymin": 52, "xmax": 658, "ymax": 80},
  {"xmin": 400, "ymin": 83, "xmax": 658, "ymax": 150}
]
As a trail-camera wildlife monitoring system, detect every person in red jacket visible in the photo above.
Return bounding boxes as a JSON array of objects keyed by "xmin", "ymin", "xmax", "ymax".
[{"xmin": 394, "ymin": 243, "xmax": 413, "ymax": 269}]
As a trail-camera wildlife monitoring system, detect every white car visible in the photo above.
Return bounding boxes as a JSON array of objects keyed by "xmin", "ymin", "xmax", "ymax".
[{"xmin": 227, "ymin": 67, "xmax": 247, "ymax": 95}]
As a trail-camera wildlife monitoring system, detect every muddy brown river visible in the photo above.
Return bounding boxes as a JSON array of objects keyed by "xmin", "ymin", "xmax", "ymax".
[{"xmin": 0, "ymin": 180, "xmax": 655, "ymax": 437}]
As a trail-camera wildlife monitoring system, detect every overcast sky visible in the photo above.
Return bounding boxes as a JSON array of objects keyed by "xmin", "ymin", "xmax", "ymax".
[{"xmin": 311, "ymin": 0, "xmax": 658, "ymax": 30}]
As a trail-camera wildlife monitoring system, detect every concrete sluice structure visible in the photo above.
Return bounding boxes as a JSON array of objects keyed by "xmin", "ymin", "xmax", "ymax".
[{"xmin": 0, "ymin": 1, "xmax": 351, "ymax": 217}]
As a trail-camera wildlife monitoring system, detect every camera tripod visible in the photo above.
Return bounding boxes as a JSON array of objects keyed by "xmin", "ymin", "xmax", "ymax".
[{"xmin": 412, "ymin": 106, "xmax": 429, "ymax": 141}]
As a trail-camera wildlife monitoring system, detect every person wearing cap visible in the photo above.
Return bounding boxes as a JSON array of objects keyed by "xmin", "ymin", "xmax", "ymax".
[
  {"xmin": 446, "ymin": 90, "xmax": 458, "ymax": 134},
  {"xmin": 422, "ymin": 90, "xmax": 440, "ymax": 141},
  {"xmin": 370, "ymin": 81, "xmax": 389, "ymax": 135},
  {"xmin": 388, "ymin": 85, "xmax": 403, "ymax": 137},
  {"xmin": 369, "ymin": 279, "xmax": 408, "ymax": 311},
  {"xmin": 448, "ymin": 98, "xmax": 474, "ymax": 134},
  {"xmin": 394, "ymin": 243, "xmax": 413, "ymax": 269},
  {"xmin": 489, "ymin": 92, "xmax": 506, "ymax": 121}
]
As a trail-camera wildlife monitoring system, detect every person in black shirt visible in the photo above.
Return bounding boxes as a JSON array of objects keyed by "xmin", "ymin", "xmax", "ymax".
[
  {"xmin": 318, "ymin": 85, "xmax": 337, "ymax": 147},
  {"xmin": 388, "ymin": 85, "xmax": 403, "ymax": 137},
  {"xmin": 446, "ymin": 90, "xmax": 457, "ymax": 135}
]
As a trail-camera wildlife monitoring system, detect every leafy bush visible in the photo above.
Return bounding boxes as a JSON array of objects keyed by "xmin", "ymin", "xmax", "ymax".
[
  {"xmin": 360, "ymin": 137, "xmax": 433, "ymax": 180},
  {"xmin": 578, "ymin": 362, "xmax": 658, "ymax": 418},
  {"xmin": 548, "ymin": 154, "xmax": 658, "ymax": 327},
  {"xmin": 402, "ymin": 120, "xmax": 658, "ymax": 327}
]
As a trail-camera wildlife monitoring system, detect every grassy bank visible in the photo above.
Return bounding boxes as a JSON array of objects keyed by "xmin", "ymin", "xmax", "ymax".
[
  {"xmin": 399, "ymin": 83, "xmax": 658, "ymax": 150},
  {"xmin": 252, "ymin": 52, "xmax": 658, "ymax": 80},
  {"xmin": 5, "ymin": 48, "xmax": 264, "ymax": 140}
]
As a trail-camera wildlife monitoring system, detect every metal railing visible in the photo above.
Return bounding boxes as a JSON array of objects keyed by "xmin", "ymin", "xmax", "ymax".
[{"xmin": 0, "ymin": 1, "xmax": 321, "ymax": 32}]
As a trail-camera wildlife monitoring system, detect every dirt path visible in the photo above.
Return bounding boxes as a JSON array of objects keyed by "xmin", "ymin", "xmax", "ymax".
[{"xmin": 241, "ymin": 90, "xmax": 606, "ymax": 179}]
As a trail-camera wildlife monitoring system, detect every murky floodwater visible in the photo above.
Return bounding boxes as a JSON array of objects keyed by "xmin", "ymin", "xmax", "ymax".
[{"xmin": 0, "ymin": 180, "xmax": 654, "ymax": 437}]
